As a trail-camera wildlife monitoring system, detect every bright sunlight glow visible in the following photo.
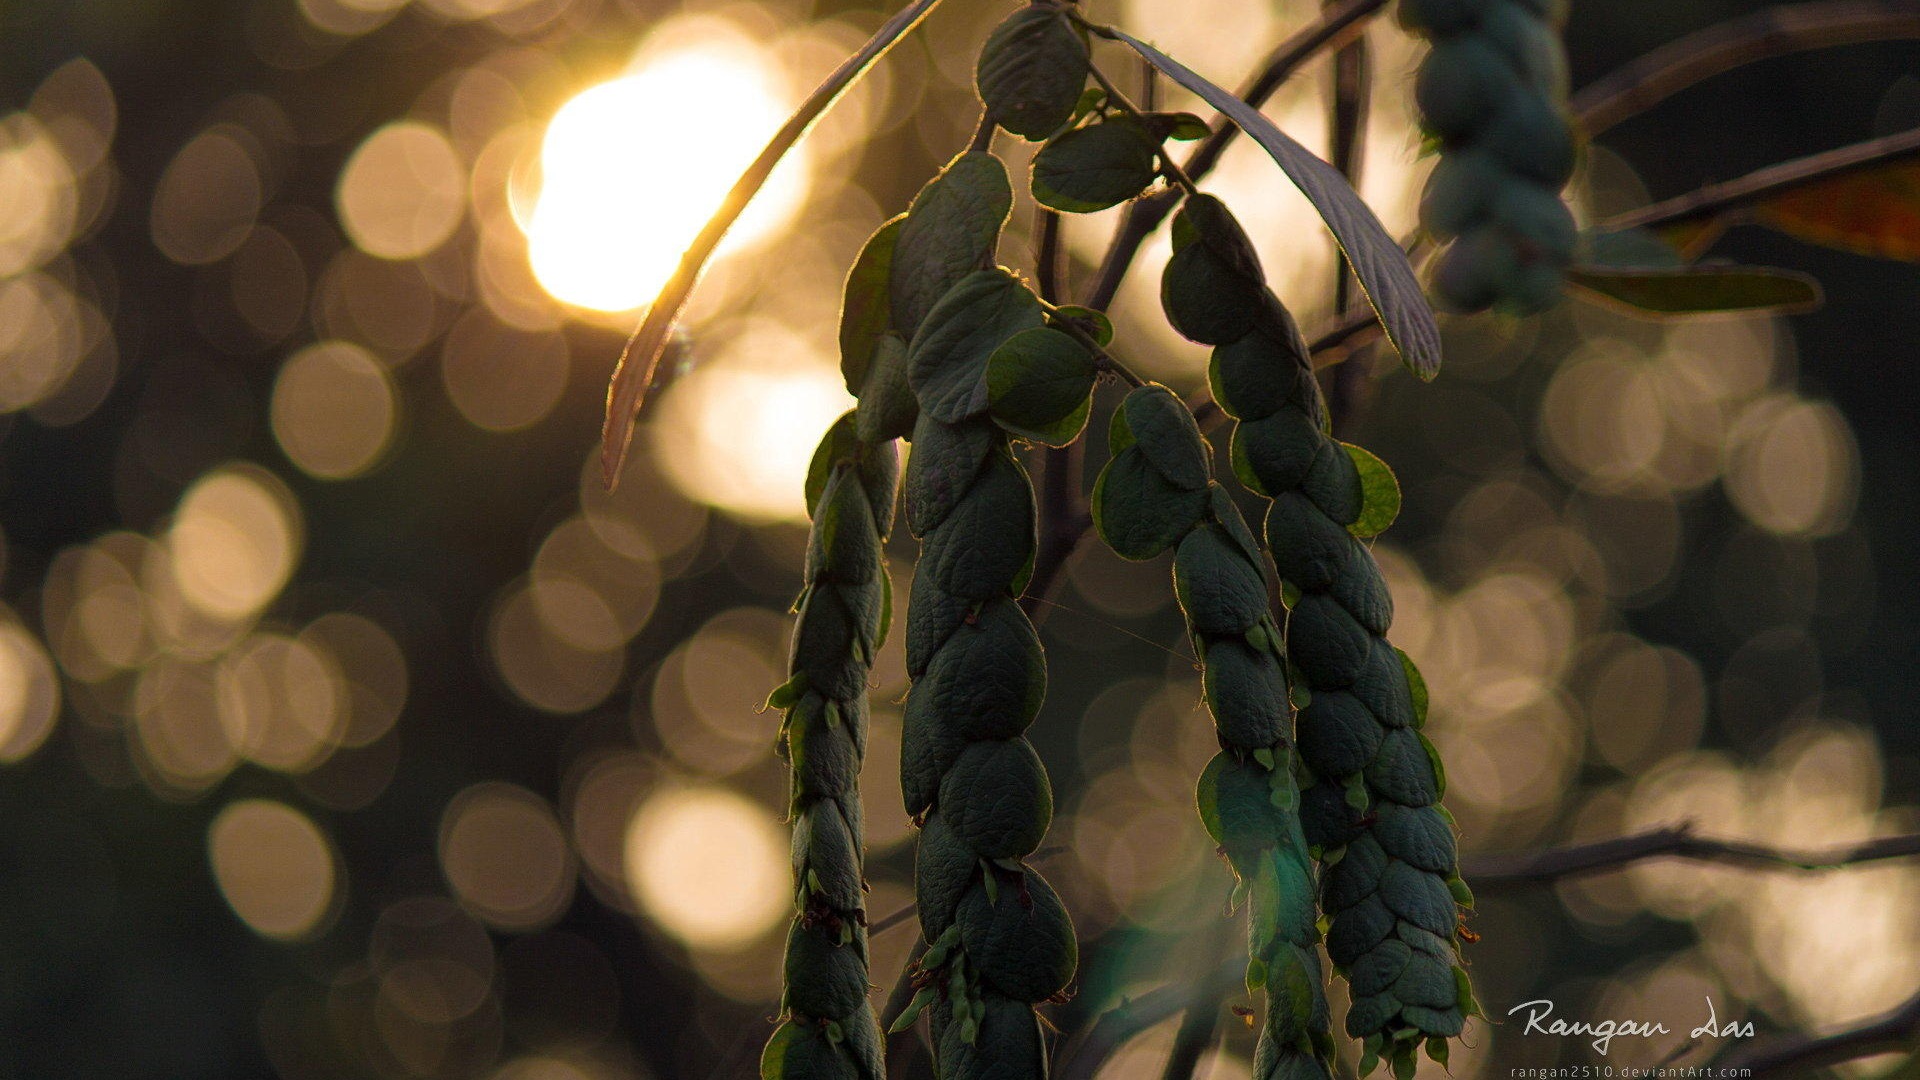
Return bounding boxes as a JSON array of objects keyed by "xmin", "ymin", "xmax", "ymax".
[{"xmin": 526, "ymin": 37, "xmax": 805, "ymax": 313}]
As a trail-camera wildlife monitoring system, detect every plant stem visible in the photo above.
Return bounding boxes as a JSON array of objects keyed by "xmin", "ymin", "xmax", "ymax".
[
  {"xmin": 1038, "ymin": 299, "xmax": 1149, "ymax": 387},
  {"xmin": 1027, "ymin": 207, "xmax": 1089, "ymax": 626},
  {"xmin": 598, "ymin": 0, "xmax": 947, "ymax": 487},
  {"xmin": 1574, "ymin": 0, "xmax": 1920, "ymax": 137},
  {"xmin": 1323, "ymin": 4, "xmax": 1375, "ymax": 438},
  {"xmin": 1462, "ymin": 823, "xmax": 1920, "ymax": 886},
  {"xmin": 1601, "ymin": 124, "xmax": 1920, "ymax": 235}
]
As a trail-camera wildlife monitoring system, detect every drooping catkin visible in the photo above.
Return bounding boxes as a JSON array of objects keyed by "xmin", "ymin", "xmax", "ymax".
[
  {"xmin": 761, "ymin": 420, "xmax": 897, "ymax": 1080},
  {"xmin": 1162, "ymin": 195, "xmax": 1475, "ymax": 1077},
  {"xmin": 887, "ymin": 150, "xmax": 1077, "ymax": 1080},
  {"xmin": 1404, "ymin": 0, "xmax": 1578, "ymax": 314},
  {"xmin": 1093, "ymin": 383, "xmax": 1335, "ymax": 1080}
]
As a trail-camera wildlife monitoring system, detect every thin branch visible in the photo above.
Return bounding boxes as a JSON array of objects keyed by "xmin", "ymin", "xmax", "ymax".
[
  {"xmin": 1083, "ymin": 0, "xmax": 1389, "ymax": 311},
  {"xmin": 1053, "ymin": 958, "xmax": 1246, "ymax": 1080},
  {"xmin": 1157, "ymin": 915, "xmax": 1237, "ymax": 1080},
  {"xmin": 1574, "ymin": 0, "xmax": 1920, "ymax": 137},
  {"xmin": 1323, "ymin": 5, "xmax": 1375, "ymax": 438},
  {"xmin": 1461, "ymin": 822, "xmax": 1920, "ymax": 886},
  {"xmin": 1718, "ymin": 988, "xmax": 1920, "ymax": 1075},
  {"xmin": 1601, "ymin": 124, "xmax": 1920, "ymax": 235},
  {"xmin": 598, "ymin": 0, "xmax": 945, "ymax": 487}
]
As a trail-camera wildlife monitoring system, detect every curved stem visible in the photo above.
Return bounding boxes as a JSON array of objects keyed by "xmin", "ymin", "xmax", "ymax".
[
  {"xmin": 1602, "ymin": 124, "xmax": 1920, "ymax": 235},
  {"xmin": 1717, "ymin": 988, "xmax": 1920, "ymax": 1076},
  {"xmin": 1574, "ymin": 0, "xmax": 1920, "ymax": 137},
  {"xmin": 599, "ymin": 0, "xmax": 947, "ymax": 487},
  {"xmin": 1463, "ymin": 822, "xmax": 1920, "ymax": 886}
]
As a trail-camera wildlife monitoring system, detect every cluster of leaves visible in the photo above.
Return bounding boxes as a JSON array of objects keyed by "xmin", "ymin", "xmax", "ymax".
[
  {"xmin": 601, "ymin": 1, "xmax": 1920, "ymax": 1078},
  {"xmin": 878, "ymin": 147, "xmax": 1090, "ymax": 1079},
  {"xmin": 1162, "ymin": 194, "xmax": 1473, "ymax": 1075},
  {"xmin": 1405, "ymin": 0, "xmax": 1580, "ymax": 314},
  {"xmin": 1095, "ymin": 384, "xmax": 1337, "ymax": 1080}
]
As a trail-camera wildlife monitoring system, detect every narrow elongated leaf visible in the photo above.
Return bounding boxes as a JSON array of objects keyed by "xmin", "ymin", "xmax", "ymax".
[
  {"xmin": 1753, "ymin": 153, "xmax": 1920, "ymax": 260},
  {"xmin": 1106, "ymin": 28, "xmax": 1443, "ymax": 381},
  {"xmin": 1567, "ymin": 264, "xmax": 1823, "ymax": 317},
  {"xmin": 598, "ymin": 0, "xmax": 946, "ymax": 489}
]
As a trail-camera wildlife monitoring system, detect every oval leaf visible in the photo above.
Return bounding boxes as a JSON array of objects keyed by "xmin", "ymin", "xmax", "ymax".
[
  {"xmin": 1031, "ymin": 117, "xmax": 1161, "ymax": 213},
  {"xmin": 976, "ymin": 4, "xmax": 1089, "ymax": 140},
  {"xmin": 907, "ymin": 268, "xmax": 1045, "ymax": 422},
  {"xmin": 1566, "ymin": 264, "xmax": 1823, "ymax": 318},
  {"xmin": 891, "ymin": 151, "xmax": 1014, "ymax": 337},
  {"xmin": 839, "ymin": 215, "xmax": 905, "ymax": 393},
  {"xmin": 1106, "ymin": 28, "xmax": 1443, "ymax": 381},
  {"xmin": 985, "ymin": 327, "xmax": 1097, "ymax": 446},
  {"xmin": 1343, "ymin": 443, "xmax": 1400, "ymax": 539}
]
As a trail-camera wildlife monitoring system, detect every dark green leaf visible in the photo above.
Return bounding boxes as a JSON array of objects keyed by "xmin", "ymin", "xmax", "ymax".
[
  {"xmin": 1031, "ymin": 117, "xmax": 1161, "ymax": 213},
  {"xmin": 976, "ymin": 4, "xmax": 1089, "ymax": 140},
  {"xmin": 1567, "ymin": 264, "xmax": 1824, "ymax": 317},
  {"xmin": 840, "ymin": 215, "xmax": 904, "ymax": 393},
  {"xmin": 908, "ymin": 269, "xmax": 1045, "ymax": 422},
  {"xmin": 985, "ymin": 327, "xmax": 1097, "ymax": 446},
  {"xmin": 891, "ymin": 152, "xmax": 1014, "ymax": 336},
  {"xmin": 1344, "ymin": 443, "xmax": 1401, "ymax": 538},
  {"xmin": 805, "ymin": 412, "xmax": 859, "ymax": 515},
  {"xmin": 1140, "ymin": 111, "xmax": 1210, "ymax": 141},
  {"xmin": 1109, "ymin": 30, "xmax": 1443, "ymax": 380}
]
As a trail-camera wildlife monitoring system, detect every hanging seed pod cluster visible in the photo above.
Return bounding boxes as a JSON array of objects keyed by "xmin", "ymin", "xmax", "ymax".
[
  {"xmin": 880, "ymin": 147, "xmax": 1098, "ymax": 1078},
  {"xmin": 1406, "ymin": 0, "xmax": 1579, "ymax": 314},
  {"xmin": 1093, "ymin": 384, "xmax": 1335, "ymax": 1080},
  {"xmin": 1162, "ymin": 194, "xmax": 1476, "ymax": 1077},
  {"xmin": 714, "ymin": 0, "xmax": 1506, "ymax": 1074},
  {"xmin": 760, "ymin": 229, "xmax": 918, "ymax": 1077}
]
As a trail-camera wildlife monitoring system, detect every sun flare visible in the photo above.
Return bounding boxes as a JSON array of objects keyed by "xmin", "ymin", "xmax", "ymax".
[{"xmin": 526, "ymin": 38, "xmax": 805, "ymax": 313}]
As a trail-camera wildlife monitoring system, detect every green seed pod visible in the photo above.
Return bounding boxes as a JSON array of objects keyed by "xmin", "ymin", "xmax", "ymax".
[
  {"xmin": 956, "ymin": 872, "xmax": 1078, "ymax": 1001},
  {"xmin": 940, "ymin": 739, "xmax": 1053, "ymax": 858},
  {"xmin": 895, "ymin": 150, "xmax": 1074, "ymax": 1079},
  {"xmin": 1163, "ymin": 194, "xmax": 1474, "ymax": 1055},
  {"xmin": 762, "ymin": 1018, "xmax": 867, "ymax": 1080},
  {"xmin": 1408, "ymin": 0, "xmax": 1578, "ymax": 314},
  {"xmin": 1097, "ymin": 382, "xmax": 1335, "ymax": 1080},
  {"xmin": 933, "ymin": 995, "xmax": 1047, "ymax": 1080},
  {"xmin": 773, "ymin": 167, "xmax": 924, "ymax": 1080},
  {"xmin": 976, "ymin": 4, "xmax": 1089, "ymax": 140}
]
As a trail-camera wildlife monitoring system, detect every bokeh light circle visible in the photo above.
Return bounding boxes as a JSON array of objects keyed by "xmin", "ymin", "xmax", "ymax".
[
  {"xmin": 271, "ymin": 341, "xmax": 399, "ymax": 480},
  {"xmin": 623, "ymin": 785, "xmax": 786, "ymax": 950},
  {"xmin": 208, "ymin": 799, "xmax": 339, "ymax": 941}
]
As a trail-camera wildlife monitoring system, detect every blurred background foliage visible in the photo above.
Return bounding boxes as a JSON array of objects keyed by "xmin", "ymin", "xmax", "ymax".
[{"xmin": 0, "ymin": 0, "xmax": 1916, "ymax": 1077}]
